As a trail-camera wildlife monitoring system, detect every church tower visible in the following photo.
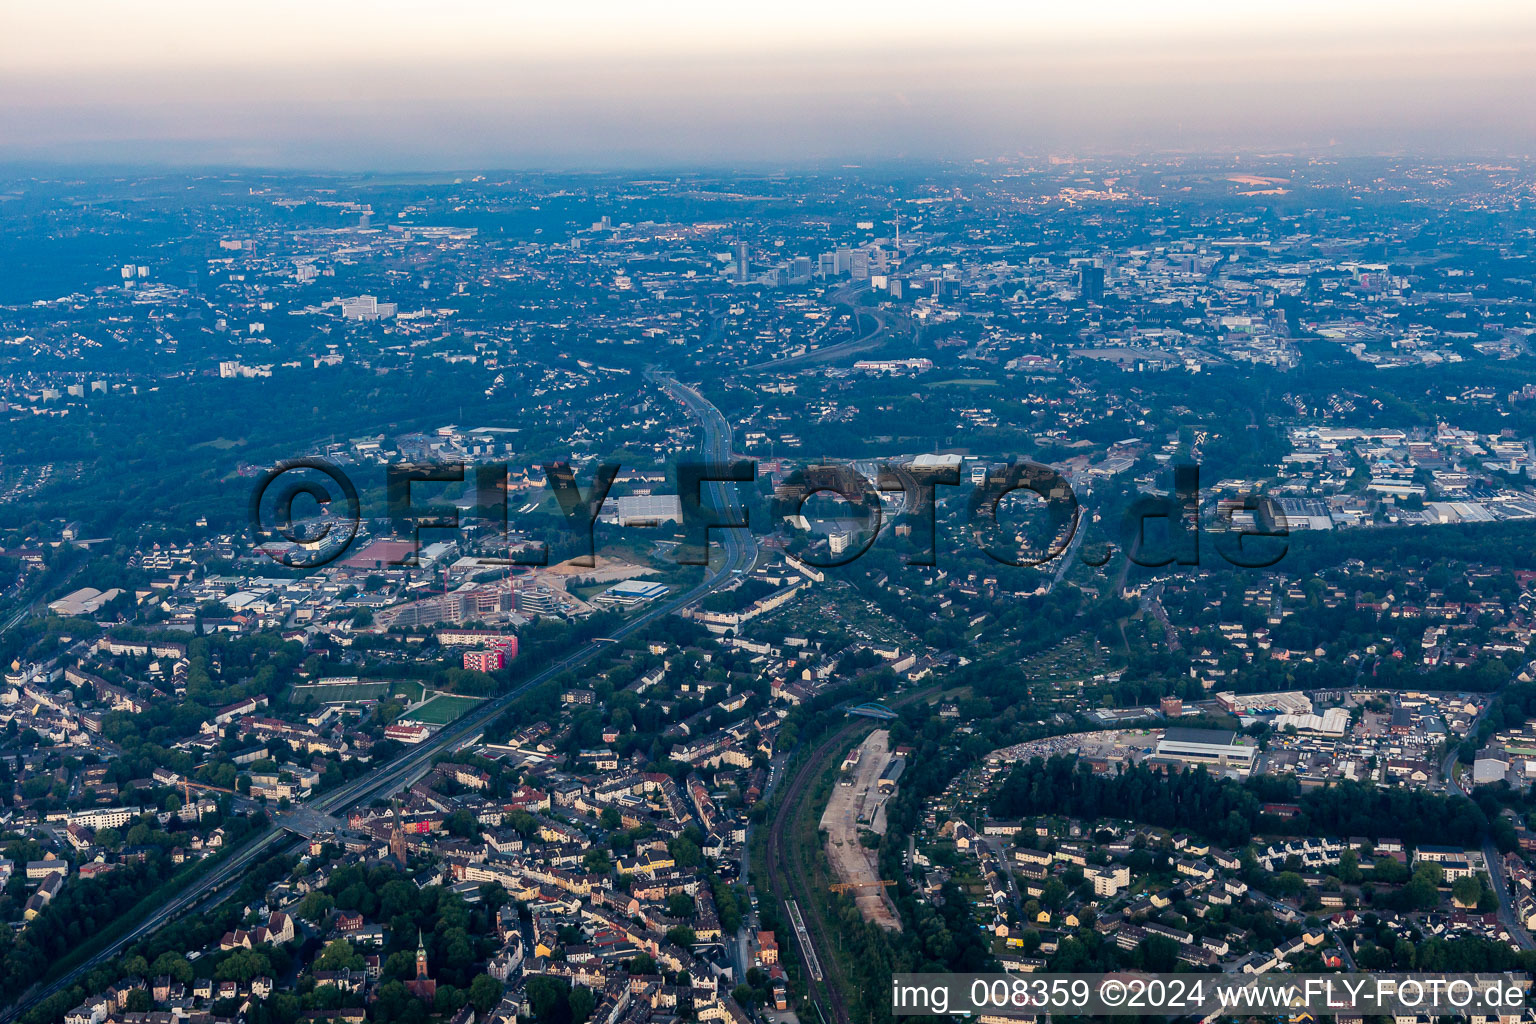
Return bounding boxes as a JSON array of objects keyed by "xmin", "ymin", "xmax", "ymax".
[
  {"xmin": 405, "ymin": 928, "xmax": 437, "ymax": 1002},
  {"xmin": 389, "ymin": 800, "xmax": 408, "ymax": 866}
]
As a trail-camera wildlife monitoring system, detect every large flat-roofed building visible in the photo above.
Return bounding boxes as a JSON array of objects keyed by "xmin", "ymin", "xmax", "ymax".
[
  {"xmin": 1273, "ymin": 707, "xmax": 1352, "ymax": 736},
  {"xmin": 1214, "ymin": 690, "xmax": 1312, "ymax": 716},
  {"xmin": 1155, "ymin": 727, "xmax": 1258, "ymax": 774},
  {"xmin": 611, "ymin": 494, "xmax": 682, "ymax": 526},
  {"xmin": 48, "ymin": 587, "xmax": 122, "ymax": 617},
  {"xmin": 595, "ymin": 579, "xmax": 669, "ymax": 607}
]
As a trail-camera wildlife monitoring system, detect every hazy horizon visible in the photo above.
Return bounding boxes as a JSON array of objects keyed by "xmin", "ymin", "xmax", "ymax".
[{"xmin": 4, "ymin": 0, "xmax": 1535, "ymax": 169}]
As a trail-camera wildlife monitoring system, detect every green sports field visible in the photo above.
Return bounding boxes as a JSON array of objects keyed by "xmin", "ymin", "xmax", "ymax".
[
  {"xmin": 288, "ymin": 680, "xmax": 425, "ymax": 705},
  {"xmin": 408, "ymin": 694, "xmax": 483, "ymax": 725}
]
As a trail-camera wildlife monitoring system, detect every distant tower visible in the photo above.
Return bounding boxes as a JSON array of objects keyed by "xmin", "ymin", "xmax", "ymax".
[
  {"xmin": 734, "ymin": 241, "xmax": 749, "ymax": 283},
  {"xmin": 389, "ymin": 800, "xmax": 408, "ymax": 866},
  {"xmin": 1079, "ymin": 263, "xmax": 1105, "ymax": 302}
]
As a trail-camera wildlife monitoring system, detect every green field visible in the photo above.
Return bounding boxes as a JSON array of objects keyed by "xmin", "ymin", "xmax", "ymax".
[
  {"xmin": 409, "ymin": 694, "xmax": 483, "ymax": 724},
  {"xmin": 288, "ymin": 680, "xmax": 424, "ymax": 705}
]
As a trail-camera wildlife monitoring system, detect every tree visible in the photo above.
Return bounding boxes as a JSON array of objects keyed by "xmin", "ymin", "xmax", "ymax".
[
  {"xmin": 569, "ymin": 984, "xmax": 597, "ymax": 1024},
  {"xmin": 1451, "ymin": 875, "xmax": 1482, "ymax": 907},
  {"xmin": 297, "ymin": 891, "xmax": 334, "ymax": 923},
  {"xmin": 436, "ymin": 985, "xmax": 467, "ymax": 1016},
  {"xmin": 665, "ymin": 925, "xmax": 697, "ymax": 948},
  {"xmin": 527, "ymin": 977, "xmax": 572, "ymax": 1024},
  {"xmin": 377, "ymin": 880, "xmax": 418, "ymax": 921},
  {"xmin": 372, "ymin": 980, "xmax": 412, "ymax": 1022},
  {"xmin": 310, "ymin": 984, "xmax": 351, "ymax": 1011},
  {"xmin": 668, "ymin": 837, "xmax": 701, "ymax": 869},
  {"xmin": 469, "ymin": 974, "xmax": 504, "ymax": 1014},
  {"xmin": 314, "ymin": 939, "xmax": 363, "ymax": 973},
  {"xmin": 216, "ymin": 949, "xmax": 269, "ymax": 983},
  {"xmin": 1338, "ymin": 848, "xmax": 1363, "ymax": 885},
  {"xmin": 666, "ymin": 893, "xmax": 696, "ymax": 919},
  {"xmin": 383, "ymin": 951, "xmax": 418, "ymax": 981},
  {"xmin": 1272, "ymin": 872, "xmax": 1306, "ymax": 898},
  {"xmin": 1137, "ymin": 935, "xmax": 1180, "ymax": 973},
  {"xmin": 151, "ymin": 952, "xmax": 193, "ymax": 985},
  {"xmin": 1404, "ymin": 875, "xmax": 1441, "ymax": 911}
]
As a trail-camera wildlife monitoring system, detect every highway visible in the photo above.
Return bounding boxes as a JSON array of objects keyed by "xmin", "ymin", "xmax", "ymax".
[
  {"xmin": 2, "ymin": 376, "xmax": 758, "ymax": 1023},
  {"xmin": 744, "ymin": 282, "xmax": 893, "ymax": 372}
]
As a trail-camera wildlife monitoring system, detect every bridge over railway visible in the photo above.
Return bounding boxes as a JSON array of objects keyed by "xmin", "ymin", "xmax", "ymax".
[{"xmin": 846, "ymin": 702, "xmax": 897, "ymax": 720}]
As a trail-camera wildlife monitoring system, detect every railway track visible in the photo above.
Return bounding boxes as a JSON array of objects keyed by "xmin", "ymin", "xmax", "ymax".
[
  {"xmin": 764, "ymin": 720, "xmax": 860, "ymax": 1024},
  {"xmin": 761, "ymin": 684, "xmax": 942, "ymax": 1024}
]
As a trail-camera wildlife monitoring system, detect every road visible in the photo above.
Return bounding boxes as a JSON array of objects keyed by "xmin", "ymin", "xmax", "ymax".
[
  {"xmin": 1326, "ymin": 927, "xmax": 1357, "ymax": 971},
  {"xmin": 732, "ymin": 753, "xmax": 786, "ymax": 982},
  {"xmin": 1140, "ymin": 583, "xmax": 1181, "ymax": 650},
  {"xmin": 744, "ymin": 282, "xmax": 892, "ymax": 372},
  {"xmin": 1482, "ymin": 837, "xmax": 1533, "ymax": 949},
  {"xmin": 1047, "ymin": 482, "xmax": 1087, "ymax": 594},
  {"xmin": 2, "ymin": 377, "xmax": 758, "ymax": 1023},
  {"xmin": 1439, "ymin": 694, "xmax": 1533, "ymax": 950},
  {"xmin": 650, "ymin": 371, "xmax": 756, "ymax": 586}
]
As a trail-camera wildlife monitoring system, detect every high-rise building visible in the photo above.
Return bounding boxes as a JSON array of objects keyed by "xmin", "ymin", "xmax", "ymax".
[
  {"xmin": 734, "ymin": 242, "xmax": 749, "ymax": 282},
  {"xmin": 516, "ymin": 586, "xmax": 559, "ymax": 616},
  {"xmin": 1079, "ymin": 264, "xmax": 1105, "ymax": 302},
  {"xmin": 341, "ymin": 295, "xmax": 397, "ymax": 320},
  {"xmin": 463, "ymin": 648, "xmax": 505, "ymax": 672}
]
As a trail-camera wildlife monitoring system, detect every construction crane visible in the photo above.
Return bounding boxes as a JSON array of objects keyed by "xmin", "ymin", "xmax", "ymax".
[
  {"xmin": 828, "ymin": 880, "xmax": 896, "ymax": 894},
  {"xmin": 180, "ymin": 779, "xmax": 238, "ymax": 804}
]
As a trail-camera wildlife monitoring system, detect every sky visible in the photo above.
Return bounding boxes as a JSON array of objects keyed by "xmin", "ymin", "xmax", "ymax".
[{"xmin": 2, "ymin": 0, "xmax": 1534, "ymax": 169}]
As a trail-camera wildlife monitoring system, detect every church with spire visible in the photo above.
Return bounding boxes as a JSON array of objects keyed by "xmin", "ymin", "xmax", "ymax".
[
  {"xmin": 403, "ymin": 929, "xmax": 437, "ymax": 1003},
  {"xmin": 389, "ymin": 800, "xmax": 409, "ymax": 867}
]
